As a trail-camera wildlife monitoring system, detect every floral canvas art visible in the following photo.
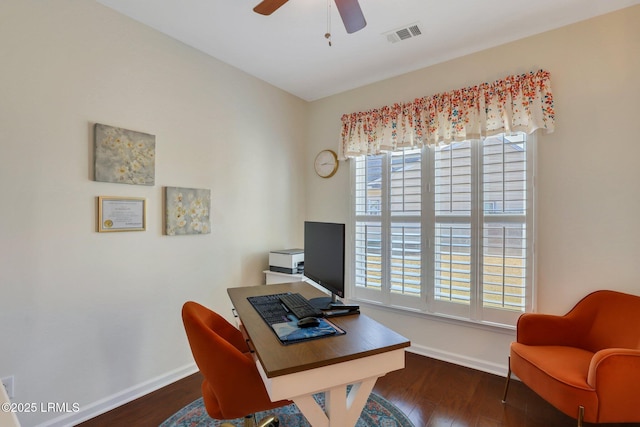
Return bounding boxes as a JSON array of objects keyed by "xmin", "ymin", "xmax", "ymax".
[
  {"xmin": 165, "ymin": 187, "xmax": 211, "ymax": 236},
  {"xmin": 94, "ymin": 123, "xmax": 156, "ymax": 185}
]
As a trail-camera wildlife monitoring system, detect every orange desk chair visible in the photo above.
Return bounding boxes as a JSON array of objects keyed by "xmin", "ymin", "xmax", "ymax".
[
  {"xmin": 502, "ymin": 290, "xmax": 640, "ymax": 426},
  {"xmin": 182, "ymin": 301, "xmax": 291, "ymax": 427}
]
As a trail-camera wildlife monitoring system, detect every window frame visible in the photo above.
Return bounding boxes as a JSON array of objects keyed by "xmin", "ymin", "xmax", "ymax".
[{"xmin": 349, "ymin": 133, "xmax": 536, "ymax": 328}]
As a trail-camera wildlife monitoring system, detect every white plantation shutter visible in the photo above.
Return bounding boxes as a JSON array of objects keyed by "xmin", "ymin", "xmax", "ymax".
[
  {"xmin": 354, "ymin": 149, "xmax": 425, "ymax": 308},
  {"xmin": 354, "ymin": 155, "xmax": 383, "ymax": 296},
  {"xmin": 433, "ymin": 141, "xmax": 473, "ymax": 315},
  {"xmin": 390, "ymin": 222, "xmax": 421, "ymax": 296},
  {"xmin": 352, "ymin": 132, "xmax": 533, "ymax": 326},
  {"xmin": 389, "ymin": 149, "xmax": 422, "ymax": 303},
  {"xmin": 354, "ymin": 222, "xmax": 383, "ymax": 291},
  {"xmin": 480, "ymin": 133, "xmax": 532, "ymax": 323}
]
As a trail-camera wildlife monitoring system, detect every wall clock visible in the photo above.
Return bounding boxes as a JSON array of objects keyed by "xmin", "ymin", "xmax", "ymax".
[{"xmin": 314, "ymin": 149, "xmax": 339, "ymax": 178}]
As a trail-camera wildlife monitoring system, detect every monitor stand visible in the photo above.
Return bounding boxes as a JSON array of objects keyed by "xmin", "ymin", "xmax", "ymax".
[{"xmin": 308, "ymin": 293, "xmax": 342, "ymax": 310}]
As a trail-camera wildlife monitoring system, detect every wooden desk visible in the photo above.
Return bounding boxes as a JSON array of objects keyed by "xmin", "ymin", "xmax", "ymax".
[{"xmin": 228, "ymin": 282, "xmax": 410, "ymax": 427}]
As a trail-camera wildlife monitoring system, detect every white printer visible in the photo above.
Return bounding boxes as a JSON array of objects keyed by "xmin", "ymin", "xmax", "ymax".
[{"xmin": 269, "ymin": 249, "xmax": 304, "ymax": 274}]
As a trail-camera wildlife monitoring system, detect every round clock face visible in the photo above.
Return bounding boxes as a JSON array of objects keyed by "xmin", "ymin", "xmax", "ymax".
[{"xmin": 314, "ymin": 150, "xmax": 339, "ymax": 178}]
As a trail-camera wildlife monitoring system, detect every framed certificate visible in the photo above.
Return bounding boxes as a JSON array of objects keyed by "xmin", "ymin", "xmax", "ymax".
[{"xmin": 97, "ymin": 196, "xmax": 146, "ymax": 232}]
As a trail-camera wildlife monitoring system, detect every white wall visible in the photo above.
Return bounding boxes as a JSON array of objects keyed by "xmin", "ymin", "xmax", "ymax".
[
  {"xmin": 0, "ymin": 1, "xmax": 307, "ymax": 425},
  {"xmin": 2, "ymin": 2, "xmax": 639, "ymax": 426},
  {"xmin": 306, "ymin": 6, "xmax": 640, "ymax": 373}
]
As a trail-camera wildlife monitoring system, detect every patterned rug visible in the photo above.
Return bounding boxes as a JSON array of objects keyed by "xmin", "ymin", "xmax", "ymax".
[{"xmin": 160, "ymin": 391, "xmax": 414, "ymax": 427}]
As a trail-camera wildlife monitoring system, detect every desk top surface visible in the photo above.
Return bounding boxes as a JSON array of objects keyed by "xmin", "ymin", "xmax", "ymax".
[{"xmin": 227, "ymin": 282, "xmax": 410, "ymax": 378}]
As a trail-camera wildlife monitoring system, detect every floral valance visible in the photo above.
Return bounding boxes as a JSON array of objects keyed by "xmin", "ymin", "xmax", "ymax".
[{"xmin": 340, "ymin": 69, "xmax": 555, "ymax": 158}]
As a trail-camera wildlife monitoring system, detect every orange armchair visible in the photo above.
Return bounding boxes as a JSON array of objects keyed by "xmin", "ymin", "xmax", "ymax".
[
  {"xmin": 182, "ymin": 301, "xmax": 291, "ymax": 426},
  {"xmin": 502, "ymin": 290, "xmax": 640, "ymax": 426}
]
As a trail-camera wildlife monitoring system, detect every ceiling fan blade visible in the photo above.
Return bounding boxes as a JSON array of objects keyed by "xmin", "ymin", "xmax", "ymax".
[
  {"xmin": 253, "ymin": 0, "xmax": 290, "ymax": 15},
  {"xmin": 334, "ymin": 0, "xmax": 367, "ymax": 33}
]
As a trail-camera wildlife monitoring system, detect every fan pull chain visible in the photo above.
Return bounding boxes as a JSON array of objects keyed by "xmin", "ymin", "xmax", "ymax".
[{"xmin": 325, "ymin": 0, "xmax": 332, "ymax": 46}]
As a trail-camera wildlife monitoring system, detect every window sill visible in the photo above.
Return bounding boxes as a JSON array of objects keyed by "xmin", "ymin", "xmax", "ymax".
[{"xmin": 350, "ymin": 297, "xmax": 517, "ymax": 335}]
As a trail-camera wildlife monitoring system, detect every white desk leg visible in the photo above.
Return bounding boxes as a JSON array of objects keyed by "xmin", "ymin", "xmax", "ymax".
[
  {"xmin": 292, "ymin": 377, "xmax": 378, "ymax": 427},
  {"xmin": 343, "ymin": 378, "xmax": 376, "ymax": 426},
  {"xmin": 326, "ymin": 385, "xmax": 347, "ymax": 426},
  {"xmin": 293, "ymin": 395, "xmax": 329, "ymax": 427}
]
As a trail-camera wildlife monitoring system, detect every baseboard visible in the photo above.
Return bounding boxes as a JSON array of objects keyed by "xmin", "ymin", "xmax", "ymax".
[
  {"xmin": 36, "ymin": 363, "xmax": 198, "ymax": 427},
  {"xmin": 36, "ymin": 348, "xmax": 507, "ymax": 426},
  {"xmin": 407, "ymin": 344, "xmax": 509, "ymax": 378}
]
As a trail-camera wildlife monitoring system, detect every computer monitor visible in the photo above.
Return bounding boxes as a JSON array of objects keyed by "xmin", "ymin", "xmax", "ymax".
[{"xmin": 303, "ymin": 221, "xmax": 345, "ymax": 309}]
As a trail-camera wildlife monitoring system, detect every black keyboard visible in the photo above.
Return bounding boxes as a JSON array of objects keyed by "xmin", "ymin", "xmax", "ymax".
[
  {"xmin": 247, "ymin": 293, "xmax": 292, "ymax": 325},
  {"xmin": 279, "ymin": 293, "xmax": 323, "ymax": 319}
]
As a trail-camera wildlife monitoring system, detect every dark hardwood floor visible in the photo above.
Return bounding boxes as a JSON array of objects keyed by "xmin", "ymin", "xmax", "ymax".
[{"xmin": 77, "ymin": 352, "xmax": 640, "ymax": 427}]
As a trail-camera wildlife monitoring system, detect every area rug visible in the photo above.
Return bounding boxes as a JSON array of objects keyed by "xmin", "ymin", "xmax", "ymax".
[{"xmin": 160, "ymin": 391, "xmax": 414, "ymax": 427}]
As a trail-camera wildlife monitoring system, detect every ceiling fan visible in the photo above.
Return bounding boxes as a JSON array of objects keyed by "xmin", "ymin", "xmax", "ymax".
[{"xmin": 253, "ymin": 0, "xmax": 367, "ymax": 34}]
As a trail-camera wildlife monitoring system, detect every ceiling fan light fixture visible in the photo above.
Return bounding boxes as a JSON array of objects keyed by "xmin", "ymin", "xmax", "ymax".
[
  {"xmin": 253, "ymin": 0, "xmax": 366, "ymax": 34},
  {"xmin": 334, "ymin": 0, "xmax": 367, "ymax": 34}
]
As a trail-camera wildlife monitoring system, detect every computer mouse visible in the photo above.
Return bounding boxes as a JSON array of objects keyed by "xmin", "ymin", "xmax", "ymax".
[{"xmin": 297, "ymin": 317, "xmax": 320, "ymax": 328}]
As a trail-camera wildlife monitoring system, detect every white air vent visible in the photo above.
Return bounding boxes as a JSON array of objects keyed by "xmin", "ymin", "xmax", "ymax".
[{"xmin": 384, "ymin": 23, "xmax": 423, "ymax": 44}]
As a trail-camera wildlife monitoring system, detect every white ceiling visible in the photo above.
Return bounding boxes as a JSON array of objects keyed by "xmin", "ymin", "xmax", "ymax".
[{"xmin": 95, "ymin": 0, "xmax": 640, "ymax": 101}]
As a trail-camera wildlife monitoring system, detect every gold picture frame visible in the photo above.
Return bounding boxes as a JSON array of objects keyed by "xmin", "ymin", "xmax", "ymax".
[{"xmin": 97, "ymin": 196, "xmax": 146, "ymax": 232}]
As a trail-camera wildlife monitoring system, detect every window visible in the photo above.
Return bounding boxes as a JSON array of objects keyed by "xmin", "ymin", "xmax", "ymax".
[{"xmin": 352, "ymin": 132, "xmax": 534, "ymax": 326}]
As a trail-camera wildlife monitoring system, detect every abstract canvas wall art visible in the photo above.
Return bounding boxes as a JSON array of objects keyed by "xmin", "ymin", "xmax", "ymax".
[
  {"xmin": 165, "ymin": 187, "xmax": 211, "ymax": 236},
  {"xmin": 94, "ymin": 123, "xmax": 156, "ymax": 185}
]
